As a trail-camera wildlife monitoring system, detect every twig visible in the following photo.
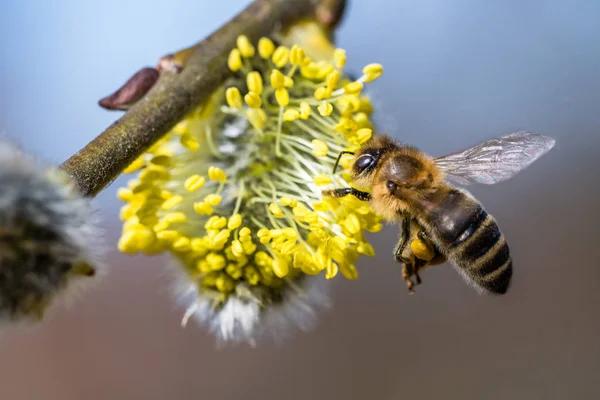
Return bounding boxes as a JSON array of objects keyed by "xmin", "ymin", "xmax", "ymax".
[{"xmin": 60, "ymin": 0, "xmax": 347, "ymax": 197}]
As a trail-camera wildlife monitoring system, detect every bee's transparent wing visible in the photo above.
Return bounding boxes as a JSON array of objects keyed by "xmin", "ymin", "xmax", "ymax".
[{"xmin": 434, "ymin": 131, "xmax": 555, "ymax": 185}]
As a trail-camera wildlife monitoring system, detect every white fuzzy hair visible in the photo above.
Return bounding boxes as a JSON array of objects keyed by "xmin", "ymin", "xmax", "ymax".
[
  {"xmin": 173, "ymin": 269, "xmax": 332, "ymax": 347},
  {"xmin": 0, "ymin": 138, "xmax": 103, "ymax": 325}
]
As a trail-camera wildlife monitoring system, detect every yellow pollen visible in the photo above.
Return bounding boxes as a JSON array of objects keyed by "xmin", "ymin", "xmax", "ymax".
[
  {"xmin": 180, "ymin": 133, "xmax": 199, "ymax": 151},
  {"xmin": 231, "ymin": 240, "xmax": 244, "ymax": 257},
  {"xmin": 244, "ymin": 91, "xmax": 262, "ymax": 108},
  {"xmin": 258, "ymin": 37, "xmax": 275, "ymax": 59},
  {"xmin": 314, "ymin": 87, "xmax": 332, "ymax": 100},
  {"xmin": 123, "ymin": 156, "xmax": 145, "ymax": 174},
  {"xmin": 311, "ymin": 139, "xmax": 329, "ymax": 157},
  {"xmin": 204, "ymin": 194, "xmax": 222, "ymax": 206},
  {"xmin": 173, "ymin": 237, "xmax": 191, "ymax": 252},
  {"xmin": 334, "ymin": 48, "xmax": 347, "ymax": 68},
  {"xmin": 283, "ymin": 109, "xmax": 300, "ymax": 122},
  {"xmin": 194, "ymin": 202, "xmax": 213, "ymax": 215},
  {"xmin": 312, "ymin": 201, "xmax": 329, "ymax": 211},
  {"xmin": 340, "ymin": 263, "xmax": 359, "ymax": 280},
  {"xmin": 279, "ymin": 196, "xmax": 298, "ymax": 207},
  {"xmin": 299, "ymin": 102, "xmax": 311, "ymax": 119},
  {"xmin": 118, "ymin": 226, "xmax": 155, "ymax": 254},
  {"xmin": 117, "ymin": 188, "xmax": 133, "ymax": 202},
  {"xmin": 227, "ymin": 214, "xmax": 242, "ymax": 230},
  {"xmin": 272, "ymin": 46, "xmax": 290, "ymax": 68},
  {"xmin": 239, "ymin": 227, "xmax": 252, "ymax": 239},
  {"xmin": 236, "ymin": 35, "xmax": 255, "ymax": 58},
  {"xmin": 284, "ymin": 76, "xmax": 294, "ymax": 88},
  {"xmin": 212, "ymin": 229, "xmax": 230, "ymax": 247},
  {"xmin": 272, "ymin": 257, "xmax": 289, "ymax": 278},
  {"xmin": 362, "ymin": 63, "xmax": 383, "ymax": 82},
  {"xmin": 228, "ymin": 49, "xmax": 242, "ymax": 72},
  {"xmin": 275, "ymin": 88, "xmax": 290, "ymax": 106},
  {"xmin": 269, "ymin": 202, "xmax": 284, "ymax": 218},
  {"xmin": 270, "ymin": 69, "xmax": 285, "ymax": 89},
  {"xmin": 314, "ymin": 174, "xmax": 333, "ymax": 186},
  {"xmin": 150, "ymin": 155, "xmax": 171, "ymax": 167},
  {"xmin": 184, "ymin": 175, "xmax": 206, "ymax": 192},
  {"xmin": 357, "ymin": 242, "xmax": 375, "ymax": 257},
  {"xmin": 246, "ymin": 71, "xmax": 263, "ymax": 95},
  {"xmin": 325, "ymin": 262, "xmax": 338, "ymax": 279},
  {"xmin": 156, "ymin": 230, "xmax": 180, "ymax": 242},
  {"xmin": 216, "ymin": 274, "xmax": 234, "ymax": 292},
  {"xmin": 208, "ymin": 166, "xmax": 227, "ymax": 182},
  {"xmin": 247, "ymin": 109, "xmax": 267, "ymax": 129},
  {"xmin": 206, "ymin": 252, "xmax": 226, "ymax": 270},
  {"xmin": 344, "ymin": 81, "xmax": 364, "ymax": 95},
  {"xmin": 290, "ymin": 45, "xmax": 305, "ymax": 66},
  {"xmin": 344, "ymin": 213, "xmax": 361, "ymax": 234},
  {"xmin": 161, "ymin": 195, "xmax": 183, "ymax": 210},
  {"xmin": 242, "ymin": 241, "xmax": 257, "ymax": 255},
  {"xmin": 292, "ymin": 203, "xmax": 309, "ymax": 219},
  {"xmin": 245, "ymin": 266, "xmax": 260, "ymax": 285},
  {"xmin": 318, "ymin": 101, "xmax": 333, "ymax": 116},
  {"xmin": 326, "ymin": 70, "xmax": 340, "ymax": 89},
  {"xmin": 282, "ymin": 227, "xmax": 298, "ymax": 239},
  {"xmin": 257, "ymin": 228, "xmax": 271, "ymax": 244},
  {"xmin": 164, "ymin": 212, "xmax": 186, "ymax": 223},
  {"xmin": 356, "ymin": 128, "xmax": 373, "ymax": 144},
  {"xmin": 172, "ymin": 120, "xmax": 189, "ymax": 135},
  {"xmin": 225, "ymin": 87, "xmax": 242, "ymax": 109}
]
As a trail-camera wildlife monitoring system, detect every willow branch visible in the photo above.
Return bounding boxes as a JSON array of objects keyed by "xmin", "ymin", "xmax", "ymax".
[{"xmin": 60, "ymin": 0, "xmax": 347, "ymax": 197}]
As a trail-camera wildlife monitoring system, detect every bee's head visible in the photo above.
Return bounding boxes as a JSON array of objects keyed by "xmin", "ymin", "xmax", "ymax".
[{"xmin": 332, "ymin": 136, "xmax": 398, "ymax": 187}]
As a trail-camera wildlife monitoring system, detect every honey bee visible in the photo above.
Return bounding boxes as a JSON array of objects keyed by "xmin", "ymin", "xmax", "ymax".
[{"xmin": 323, "ymin": 131, "xmax": 555, "ymax": 294}]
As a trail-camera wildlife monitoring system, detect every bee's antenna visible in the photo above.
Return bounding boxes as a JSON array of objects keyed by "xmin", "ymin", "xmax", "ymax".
[{"xmin": 333, "ymin": 151, "xmax": 355, "ymax": 174}]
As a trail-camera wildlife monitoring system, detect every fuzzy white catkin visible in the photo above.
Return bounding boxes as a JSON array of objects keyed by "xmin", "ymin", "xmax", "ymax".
[
  {"xmin": 0, "ymin": 140, "xmax": 102, "ymax": 324},
  {"xmin": 175, "ymin": 271, "xmax": 332, "ymax": 347}
]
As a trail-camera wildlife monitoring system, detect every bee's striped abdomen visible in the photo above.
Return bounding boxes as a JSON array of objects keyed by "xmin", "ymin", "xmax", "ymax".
[{"xmin": 425, "ymin": 189, "xmax": 512, "ymax": 294}]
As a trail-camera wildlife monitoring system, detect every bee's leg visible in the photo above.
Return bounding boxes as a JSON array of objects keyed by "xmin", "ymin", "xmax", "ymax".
[
  {"xmin": 401, "ymin": 262, "xmax": 415, "ymax": 294},
  {"xmin": 394, "ymin": 215, "xmax": 411, "ymax": 264},
  {"xmin": 322, "ymin": 188, "xmax": 371, "ymax": 202},
  {"xmin": 414, "ymin": 230, "xmax": 446, "ymax": 266},
  {"xmin": 413, "ymin": 258, "xmax": 426, "ymax": 285}
]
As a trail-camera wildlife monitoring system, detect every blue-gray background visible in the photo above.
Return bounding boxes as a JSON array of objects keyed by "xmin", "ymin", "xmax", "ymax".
[{"xmin": 1, "ymin": 0, "xmax": 599, "ymax": 399}]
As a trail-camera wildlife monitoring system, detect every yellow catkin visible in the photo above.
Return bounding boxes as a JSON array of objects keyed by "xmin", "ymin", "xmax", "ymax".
[{"xmin": 117, "ymin": 32, "xmax": 386, "ymax": 304}]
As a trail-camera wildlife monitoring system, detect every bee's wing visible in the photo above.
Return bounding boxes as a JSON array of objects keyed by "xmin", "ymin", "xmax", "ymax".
[{"xmin": 434, "ymin": 131, "xmax": 555, "ymax": 185}]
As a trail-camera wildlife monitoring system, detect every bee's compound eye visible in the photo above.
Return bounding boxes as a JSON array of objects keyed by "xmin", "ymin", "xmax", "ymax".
[
  {"xmin": 355, "ymin": 155, "xmax": 375, "ymax": 172},
  {"xmin": 386, "ymin": 181, "xmax": 397, "ymax": 192}
]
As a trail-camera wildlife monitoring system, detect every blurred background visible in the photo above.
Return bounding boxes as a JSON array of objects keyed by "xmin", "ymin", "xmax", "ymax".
[{"xmin": 1, "ymin": 0, "xmax": 599, "ymax": 398}]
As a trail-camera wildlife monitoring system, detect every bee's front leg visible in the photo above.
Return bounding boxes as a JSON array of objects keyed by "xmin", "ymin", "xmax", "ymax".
[{"xmin": 322, "ymin": 188, "xmax": 371, "ymax": 202}]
